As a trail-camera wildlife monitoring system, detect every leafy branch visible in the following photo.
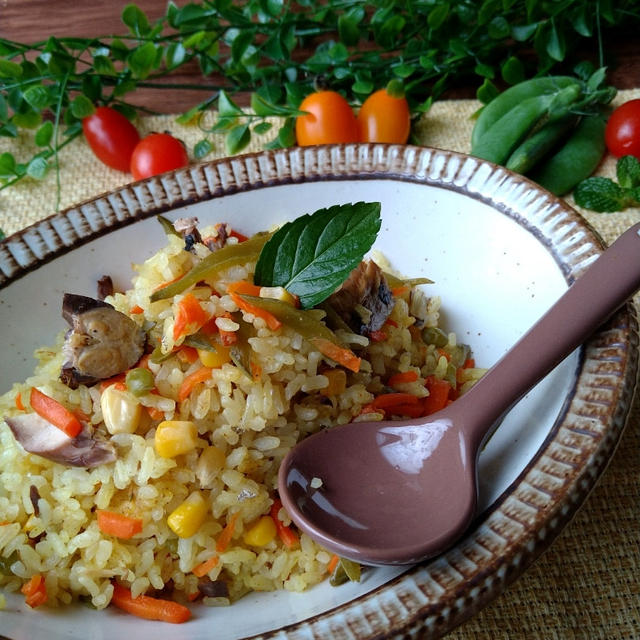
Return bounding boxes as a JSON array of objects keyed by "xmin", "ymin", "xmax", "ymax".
[{"xmin": 1, "ymin": 0, "xmax": 639, "ymax": 195}]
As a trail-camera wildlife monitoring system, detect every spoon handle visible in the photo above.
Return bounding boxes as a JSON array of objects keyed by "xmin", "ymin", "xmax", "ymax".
[{"xmin": 466, "ymin": 222, "xmax": 640, "ymax": 449}]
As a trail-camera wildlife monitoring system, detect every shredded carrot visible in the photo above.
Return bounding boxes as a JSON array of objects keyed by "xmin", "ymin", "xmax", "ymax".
[
  {"xmin": 99, "ymin": 373, "xmax": 127, "ymax": 392},
  {"xmin": 178, "ymin": 366, "xmax": 213, "ymax": 403},
  {"xmin": 176, "ymin": 345, "xmax": 199, "ymax": 364},
  {"xmin": 130, "ymin": 305, "xmax": 144, "ymax": 314},
  {"xmin": 311, "ymin": 338, "xmax": 361, "ymax": 373},
  {"xmin": 327, "ymin": 554, "xmax": 340, "ymax": 574},
  {"xmin": 391, "ymin": 284, "xmax": 410, "ymax": 297},
  {"xmin": 436, "ymin": 348, "xmax": 451, "ymax": 361},
  {"xmin": 192, "ymin": 555, "xmax": 219, "ymax": 577},
  {"xmin": 250, "ymin": 361, "xmax": 262, "ymax": 381},
  {"xmin": 199, "ymin": 316, "xmax": 219, "ymax": 335},
  {"xmin": 270, "ymin": 499, "xmax": 299, "ymax": 549},
  {"xmin": 146, "ymin": 406, "xmax": 164, "ymax": 421},
  {"xmin": 15, "ymin": 391, "xmax": 25, "ymax": 411},
  {"xmin": 387, "ymin": 371, "xmax": 419, "ymax": 386},
  {"xmin": 187, "ymin": 590, "xmax": 201, "ymax": 602},
  {"xmin": 368, "ymin": 329, "xmax": 387, "ymax": 342},
  {"xmin": 137, "ymin": 354, "xmax": 152, "ymax": 370},
  {"xmin": 0, "ymin": 521, "xmax": 11, "ymax": 526},
  {"xmin": 422, "ymin": 376, "xmax": 452, "ymax": 416},
  {"xmin": 216, "ymin": 512, "xmax": 239, "ymax": 552},
  {"xmin": 388, "ymin": 403, "xmax": 424, "ymax": 418},
  {"xmin": 110, "ymin": 582, "xmax": 191, "ymax": 624},
  {"xmin": 97, "ymin": 510, "xmax": 143, "ymax": 539},
  {"xmin": 217, "ymin": 312, "xmax": 239, "ymax": 345},
  {"xmin": 359, "ymin": 403, "xmax": 385, "ymax": 417},
  {"xmin": 228, "ymin": 282, "xmax": 282, "ymax": 331},
  {"xmin": 384, "ymin": 318, "xmax": 399, "ymax": 328},
  {"xmin": 21, "ymin": 574, "xmax": 48, "ymax": 608},
  {"xmin": 463, "ymin": 357, "xmax": 476, "ymax": 369},
  {"xmin": 371, "ymin": 393, "xmax": 420, "ymax": 409},
  {"xmin": 153, "ymin": 274, "xmax": 183, "ymax": 292},
  {"xmin": 173, "ymin": 293, "xmax": 209, "ymax": 341},
  {"xmin": 30, "ymin": 387, "xmax": 82, "ymax": 438},
  {"xmin": 229, "ymin": 229, "xmax": 249, "ymax": 242}
]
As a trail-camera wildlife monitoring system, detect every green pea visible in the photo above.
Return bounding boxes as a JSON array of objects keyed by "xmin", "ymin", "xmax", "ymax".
[{"xmin": 125, "ymin": 367, "xmax": 155, "ymax": 396}]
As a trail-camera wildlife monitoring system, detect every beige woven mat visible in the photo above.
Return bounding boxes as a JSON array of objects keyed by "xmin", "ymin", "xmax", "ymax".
[{"xmin": 1, "ymin": 90, "xmax": 639, "ymax": 639}]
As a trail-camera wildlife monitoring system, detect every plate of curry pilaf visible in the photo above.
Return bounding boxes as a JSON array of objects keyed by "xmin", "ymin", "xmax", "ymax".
[{"xmin": 0, "ymin": 145, "xmax": 636, "ymax": 639}]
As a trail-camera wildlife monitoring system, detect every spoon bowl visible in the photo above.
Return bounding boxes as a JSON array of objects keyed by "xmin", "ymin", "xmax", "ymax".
[{"xmin": 279, "ymin": 222, "xmax": 640, "ymax": 565}]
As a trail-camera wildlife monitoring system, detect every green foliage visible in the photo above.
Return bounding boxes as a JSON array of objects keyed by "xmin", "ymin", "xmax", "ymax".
[
  {"xmin": 574, "ymin": 156, "xmax": 640, "ymax": 212},
  {"xmin": 0, "ymin": 0, "xmax": 638, "ymax": 199}
]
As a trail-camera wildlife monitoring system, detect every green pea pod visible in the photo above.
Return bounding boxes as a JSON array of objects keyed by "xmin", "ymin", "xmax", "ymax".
[
  {"xmin": 471, "ymin": 76, "xmax": 581, "ymax": 148},
  {"xmin": 505, "ymin": 114, "xmax": 579, "ymax": 175},
  {"xmin": 528, "ymin": 113, "xmax": 607, "ymax": 196},
  {"xmin": 471, "ymin": 84, "xmax": 581, "ymax": 166}
]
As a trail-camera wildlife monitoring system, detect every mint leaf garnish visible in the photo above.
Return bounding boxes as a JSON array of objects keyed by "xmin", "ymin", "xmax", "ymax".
[
  {"xmin": 616, "ymin": 155, "xmax": 640, "ymax": 189},
  {"xmin": 254, "ymin": 202, "xmax": 382, "ymax": 309},
  {"xmin": 574, "ymin": 156, "xmax": 640, "ymax": 213}
]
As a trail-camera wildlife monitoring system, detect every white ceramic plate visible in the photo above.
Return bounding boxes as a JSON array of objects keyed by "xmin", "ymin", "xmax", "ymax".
[{"xmin": 0, "ymin": 144, "xmax": 637, "ymax": 639}]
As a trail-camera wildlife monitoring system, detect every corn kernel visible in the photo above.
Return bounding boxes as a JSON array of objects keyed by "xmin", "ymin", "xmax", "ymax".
[
  {"xmin": 259, "ymin": 286, "xmax": 297, "ymax": 306},
  {"xmin": 320, "ymin": 368, "xmax": 347, "ymax": 397},
  {"xmin": 243, "ymin": 515, "xmax": 276, "ymax": 547},
  {"xmin": 101, "ymin": 385, "xmax": 142, "ymax": 435},
  {"xmin": 197, "ymin": 344, "xmax": 231, "ymax": 368},
  {"xmin": 167, "ymin": 491, "xmax": 208, "ymax": 538},
  {"xmin": 155, "ymin": 421, "xmax": 198, "ymax": 458}
]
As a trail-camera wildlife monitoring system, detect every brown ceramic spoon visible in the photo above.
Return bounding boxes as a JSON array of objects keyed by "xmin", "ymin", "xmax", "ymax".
[{"xmin": 278, "ymin": 222, "xmax": 640, "ymax": 566}]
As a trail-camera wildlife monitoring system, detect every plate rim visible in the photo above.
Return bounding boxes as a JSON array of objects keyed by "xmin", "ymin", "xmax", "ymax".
[{"xmin": 1, "ymin": 143, "xmax": 637, "ymax": 640}]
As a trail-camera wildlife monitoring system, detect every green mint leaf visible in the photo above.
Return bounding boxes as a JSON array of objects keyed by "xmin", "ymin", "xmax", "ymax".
[
  {"xmin": 254, "ymin": 202, "xmax": 382, "ymax": 309},
  {"xmin": 26, "ymin": 155, "xmax": 49, "ymax": 180},
  {"xmin": 616, "ymin": 155, "xmax": 640, "ymax": 189},
  {"xmin": 573, "ymin": 177, "xmax": 630, "ymax": 212},
  {"xmin": 0, "ymin": 151, "xmax": 16, "ymax": 178},
  {"xmin": 225, "ymin": 123, "xmax": 250, "ymax": 155},
  {"xmin": 193, "ymin": 138, "xmax": 212, "ymax": 159},
  {"xmin": 122, "ymin": 4, "xmax": 151, "ymax": 37}
]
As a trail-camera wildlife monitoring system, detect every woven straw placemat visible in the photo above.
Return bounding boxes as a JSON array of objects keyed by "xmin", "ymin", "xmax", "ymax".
[{"xmin": 1, "ymin": 90, "xmax": 639, "ymax": 639}]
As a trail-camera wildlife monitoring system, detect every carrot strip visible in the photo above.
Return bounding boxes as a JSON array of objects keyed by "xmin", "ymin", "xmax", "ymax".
[
  {"xmin": 97, "ymin": 510, "xmax": 143, "ymax": 539},
  {"xmin": 152, "ymin": 274, "xmax": 183, "ymax": 292},
  {"xmin": 387, "ymin": 371, "xmax": 419, "ymax": 386},
  {"xmin": 30, "ymin": 387, "xmax": 82, "ymax": 438},
  {"xmin": 178, "ymin": 366, "xmax": 213, "ymax": 402},
  {"xmin": 311, "ymin": 338, "xmax": 361, "ymax": 373},
  {"xmin": 384, "ymin": 318, "xmax": 399, "ymax": 328},
  {"xmin": 216, "ymin": 512, "xmax": 239, "ymax": 552},
  {"xmin": 371, "ymin": 393, "xmax": 420, "ymax": 409},
  {"xmin": 15, "ymin": 391, "xmax": 25, "ymax": 411},
  {"xmin": 176, "ymin": 346, "xmax": 199, "ymax": 364},
  {"xmin": 99, "ymin": 373, "xmax": 127, "ymax": 392},
  {"xmin": 130, "ymin": 305, "xmax": 144, "ymax": 314},
  {"xmin": 173, "ymin": 293, "xmax": 210, "ymax": 341},
  {"xmin": 388, "ymin": 403, "xmax": 424, "ymax": 418},
  {"xmin": 192, "ymin": 555, "xmax": 219, "ymax": 577},
  {"xmin": 250, "ymin": 361, "xmax": 262, "ymax": 381},
  {"xmin": 368, "ymin": 329, "xmax": 387, "ymax": 342},
  {"xmin": 391, "ymin": 285, "xmax": 410, "ymax": 296},
  {"xmin": 21, "ymin": 574, "xmax": 48, "ymax": 608},
  {"xmin": 327, "ymin": 554, "xmax": 340, "ymax": 574},
  {"xmin": 146, "ymin": 406, "xmax": 164, "ymax": 421},
  {"xmin": 422, "ymin": 376, "xmax": 452, "ymax": 416},
  {"xmin": 229, "ymin": 283, "xmax": 282, "ymax": 331},
  {"xmin": 270, "ymin": 499, "xmax": 299, "ymax": 549},
  {"xmin": 216, "ymin": 311, "xmax": 239, "ymax": 346},
  {"xmin": 110, "ymin": 583, "xmax": 191, "ymax": 624},
  {"xmin": 229, "ymin": 229, "xmax": 249, "ymax": 242}
]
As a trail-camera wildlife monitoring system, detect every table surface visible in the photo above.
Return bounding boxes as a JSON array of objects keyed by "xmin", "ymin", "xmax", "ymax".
[{"xmin": 2, "ymin": 3, "xmax": 640, "ymax": 640}]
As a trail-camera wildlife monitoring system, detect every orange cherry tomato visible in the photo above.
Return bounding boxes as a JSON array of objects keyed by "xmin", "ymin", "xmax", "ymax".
[
  {"xmin": 295, "ymin": 91, "xmax": 359, "ymax": 145},
  {"xmin": 130, "ymin": 133, "xmax": 189, "ymax": 180},
  {"xmin": 357, "ymin": 89, "xmax": 411, "ymax": 144}
]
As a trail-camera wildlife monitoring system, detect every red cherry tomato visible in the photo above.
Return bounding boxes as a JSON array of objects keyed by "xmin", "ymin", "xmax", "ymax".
[
  {"xmin": 82, "ymin": 106, "xmax": 140, "ymax": 172},
  {"xmin": 605, "ymin": 99, "xmax": 640, "ymax": 159},
  {"xmin": 130, "ymin": 133, "xmax": 190, "ymax": 180},
  {"xmin": 295, "ymin": 91, "xmax": 359, "ymax": 145},
  {"xmin": 357, "ymin": 89, "xmax": 411, "ymax": 144}
]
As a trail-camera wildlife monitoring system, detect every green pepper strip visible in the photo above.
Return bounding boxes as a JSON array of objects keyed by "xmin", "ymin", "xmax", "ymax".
[
  {"xmin": 236, "ymin": 294, "xmax": 339, "ymax": 343},
  {"xmin": 150, "ymin": 232, "xmax": 272, "ymax": 302}
]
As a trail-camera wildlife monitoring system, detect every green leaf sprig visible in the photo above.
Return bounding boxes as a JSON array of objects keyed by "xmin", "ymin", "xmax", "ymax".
[
  {"xmin": 254, "ymin": 202, "xmax": 381, "ymax": 309},
  {"xmin": 1, "ymin": 1, "xmax": 639, "ymax": 200},
  {"xmin": 574, "ymin": 155, "xmax": 640, "ymax": 212}
]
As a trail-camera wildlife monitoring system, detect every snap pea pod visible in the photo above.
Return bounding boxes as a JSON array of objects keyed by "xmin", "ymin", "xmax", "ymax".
[
  {"xmin": 505, "ymin": 113, "xmax": 579, "ymax": 174},
  {"xmin": 471, "ymin": 84, "xmax": 581, "ymax": 165},
  {"xmin": 529, "ymin": 113, "xmax": 607, "ymax": 196},
  {"xmin": 471, "ymin": 76, "xmax": 581, "ymax": 148}
]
